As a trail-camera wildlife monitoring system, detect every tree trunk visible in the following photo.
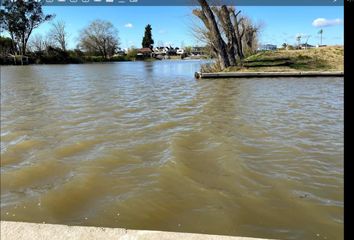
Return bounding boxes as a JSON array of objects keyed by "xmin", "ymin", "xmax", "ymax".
[
  {"xmin": 197, "ymin": 0, "xmax": 230, "ymax": 70},
  {"xmin": 231, "ymin": 10, "xmax": 245, "ymax": 59},
  {"xmin": 220, "ymin": 6, "xmax": 238, "ymax": 66}
]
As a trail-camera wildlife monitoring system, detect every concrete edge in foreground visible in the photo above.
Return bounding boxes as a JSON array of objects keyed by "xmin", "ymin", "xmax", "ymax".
[
  {"xmin": 194, "ymin": 71, "xmax": 344, "ymax": 79},
  {"xmin": 1, "ymin": 221, "xmax": 275, "ymax": 240}
]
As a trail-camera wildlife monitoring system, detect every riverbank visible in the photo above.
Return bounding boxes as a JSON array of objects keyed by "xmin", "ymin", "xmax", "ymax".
[
  {"xmin": 224, "ymin": 46, "xmax": 344, "ymax": 73},
  {"xmin": 0, "ymin": 54, "xmax": 135, "ymax": 65},
  {"xmin": 0, "ymin": 55, "xmax": 200, "ymax": 65},
  {"xmin": 1, "ymin": 221, "xmax": 274, "ymax": 240},
  {"xmin": 200, "ymin": 46, "xmax": 343, "ymax": 73}
]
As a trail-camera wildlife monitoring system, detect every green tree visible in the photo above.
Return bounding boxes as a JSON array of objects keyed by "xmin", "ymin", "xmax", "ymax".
[
  {"xmin": 126, "ymin": 47, "xmax": 138, "ymax": 60},
  {"xmin": 184, "ymin": 46, "xmax": 192, "ymax": 55},
  {"xmin": 0, "ymin": 0, "xmax": 53, "ymax": 55},
  {"xmin": 142, "ymin": 24, "xmax": 154, "ymax": 49}
]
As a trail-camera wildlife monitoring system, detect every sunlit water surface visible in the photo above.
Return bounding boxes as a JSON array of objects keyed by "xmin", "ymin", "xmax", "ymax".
[{"xmin": 1, "ymin": 61, "xmax": 343, "ymax": 240}]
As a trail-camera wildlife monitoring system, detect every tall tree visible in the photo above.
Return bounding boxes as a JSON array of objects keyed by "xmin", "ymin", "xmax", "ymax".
[
  {"xmin": 0, "ymin": 0, "xmax": 53, "ymax": 55},
  {"xmin": 318, "ymin": 29, "xmax": 323, "ymax": 45},
  {"xmin": 49, "ymin": 20, "xmax": 68, "ymax": 51},
  {"xmin": 142, "ymin": 24, "xmax": 154, "ymax": 49},
  {"xmin": 193, "ymin": 0, "xmax": 230, "ymax": 69},
  {"xmin": 296, "ymin": 35, "xmax": 302, "ymax": 48},
  {"xmin": 78, "ymin": 19, "xmax": 120, "ymax": 59}
]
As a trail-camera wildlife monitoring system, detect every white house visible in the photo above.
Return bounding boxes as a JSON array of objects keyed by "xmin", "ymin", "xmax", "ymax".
[
  {"xmin": 258, "ymin": 44, "xmax": 277, "ymax": 51},
  {"xmin": 177, "ymin": 49, "xmax": 185, "ymax": 55}
]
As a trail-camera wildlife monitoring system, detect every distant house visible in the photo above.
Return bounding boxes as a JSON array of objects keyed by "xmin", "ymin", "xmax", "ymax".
[
  {"xmin": 152, "ymin": 46, "xmax": 179, "ymax": 56},
  {"xmin": 299, "ymin": 43, "xmax": 315, "ymax": 49},
  {"xmin": 137, "ymin": 48, "xmax": 153, "ymax": 58},
  {"xmin": 258, "ymin": 44, "xmax": 277, "ymax": 51},
  {"xmin": 166, "ymin": 46, "xmax": 177, "ymax": 56},
  {"xmin": 114, "ymin": 48, "xmax": 126, "ymax": 56},
  {"xmin": 153, "ymin": 47, "xmax": 167, "ymax": 55},
  {"xmin": 176, "ymin": 48, "xmax": 185, "ymax": 55}
]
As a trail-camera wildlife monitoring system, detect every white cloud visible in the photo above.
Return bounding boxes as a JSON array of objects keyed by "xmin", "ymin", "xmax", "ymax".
[
  {"xmin": 124, "ymin": 23, "xmax": 133, "ymax": 28},
  {"xmin": 312, "ymin": 18, "xmax": 343, "ymax": 27}
]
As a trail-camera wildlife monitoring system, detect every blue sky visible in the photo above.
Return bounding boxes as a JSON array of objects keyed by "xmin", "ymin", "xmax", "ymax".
[{"xmin": 30, "ymin": 6, "xmax": 343, "ymax": 49}]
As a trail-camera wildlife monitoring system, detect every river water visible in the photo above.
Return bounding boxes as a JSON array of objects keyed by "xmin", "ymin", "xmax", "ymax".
[{"xmin": 1, "ymin": 61, "xmax": 343, "ymax": 240}]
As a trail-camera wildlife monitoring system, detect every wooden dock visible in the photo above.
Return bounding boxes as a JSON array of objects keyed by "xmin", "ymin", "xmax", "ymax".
[{"xmin": 195, "ymin": 71, "xmax": 344, "ymax": 79}]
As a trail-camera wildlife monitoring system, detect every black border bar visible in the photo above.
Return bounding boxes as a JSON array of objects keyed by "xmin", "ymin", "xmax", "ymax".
[{"xmin": 1, "ymin": 0, "xmax": 344, "ymax": 6}]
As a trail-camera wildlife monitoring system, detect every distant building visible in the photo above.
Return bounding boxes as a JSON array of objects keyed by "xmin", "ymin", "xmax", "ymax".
[
  {"xmin": 137, "ymin": 48, "xmax": 153, "ymax": 58},
  {"xmin": 114, "ymin": 48, "xmax": 126, "ymax": 56},
  {"xmin": 153, "ymin": 47, "xmax": 168, "ymax": 55},
  {"xmin": 152, "ymin": 46, "xmax": 179, "ymax": 56},
  {"xmin": 258, "ymin": 44, "xmax": 277, "ymax": 51},
  {"xmin": 299, "ymin": 43, "xmax": 315, "ymax": 49},
  {"xmin": 176, "ymin": 48, "xmax": 185, "ymax": 55}
]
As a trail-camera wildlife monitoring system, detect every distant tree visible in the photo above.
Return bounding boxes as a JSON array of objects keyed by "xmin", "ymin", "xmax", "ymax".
[
  {"xmin": 184, "ymin": 46, "xmax": 192, "ymax": 55},
  {"xmin": 318, "ymin": 29, "xmax": 323, "ymax": 45},
  {"xmin": 296, "ymin": 35, "xmax": 302, "ymax": 48},
  {"xmin": 126, "ymin": 47, "xmax": 138, "ymax": 60},
  {"xmin": 142, "ymin": 24, "xmax": 154, "ymax": 49},
  {"xmin": 0, "ymin": 0, "xmax": 54, "ymax": 55},
  {"xmin": 78, "ymin": 19, "xmax": 120, "ymax": 59},
  {"xmin": 29, "ymin": 34, "xmax": 45, "ymax": 52},
  {"xmin": 49, "ymin": 20, "xmax": 68, "ymax": 51},
  {"xmin": 282, "ymin": 43, "xmax": 287, "ymax": 49},
  {"xmin": 29, "ymin": 33, "xmax": 55, "ymax": 52}
]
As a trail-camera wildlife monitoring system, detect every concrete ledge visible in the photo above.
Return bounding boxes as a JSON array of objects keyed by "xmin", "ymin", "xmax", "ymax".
[
  {"xmin": 1, "ymin": 221, "xmax": 274, "ymax": 240},
  {"xmin": 194, "ymin": 71, "xmax": 344, "ymax": 79}
]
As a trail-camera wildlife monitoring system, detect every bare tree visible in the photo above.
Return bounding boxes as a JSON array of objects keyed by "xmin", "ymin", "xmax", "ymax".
[
  {"xmin": 49, "ymin": 20, "xmax": 68, "ymax": 51},
  {"xmin": 29, "ymin": 33, "xmax": 55, "ymax": 52},
  {"xmin": 192, "ymin": 0, "xmax": 260, "ymax": 70},
  {"xmin": 296, "ymin": 35, "xmax": 302, "ymax": 48},
  {"xmin": 78, "ymin": 19, "xmax": 120, "ymax": 59},
  {"xmin": 29, "ymin": 34, "xmax": 45, "ymax": 52},
  {"xmin": 193, "ymin": 0, "xmax": 230, "ymax": 69},
  {"xmin": 241, "ymin": 17, "xmax": 260, "ymax": 55}
]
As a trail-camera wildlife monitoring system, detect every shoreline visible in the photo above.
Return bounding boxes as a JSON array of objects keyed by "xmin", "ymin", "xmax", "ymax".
[
  {"xmin": 0, "ymin": 58, "xmax": 210, "ymax": 66},
  {"xmin": 195, "ymin": 71, "xmax": 344, "ymax": 79},
  {"xmin": 1, "ymin": 221, "xmax": 274, "ymax": 240}
]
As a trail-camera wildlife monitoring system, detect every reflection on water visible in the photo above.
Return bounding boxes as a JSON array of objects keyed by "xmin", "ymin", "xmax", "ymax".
[{"xmin": 1, "ymin": 61, "xmax": 343, "ymax": 240}]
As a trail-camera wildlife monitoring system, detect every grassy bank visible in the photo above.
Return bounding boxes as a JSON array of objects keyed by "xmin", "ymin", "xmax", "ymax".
[{"xmin": 222, "ymin": 46, "xmax": 343, "ymax": 73}]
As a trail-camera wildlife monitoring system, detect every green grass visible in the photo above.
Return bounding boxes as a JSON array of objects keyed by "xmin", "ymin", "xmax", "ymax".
[{"xmin": 223, "ymin": 46, "xmax": 343, "ymax": 73}]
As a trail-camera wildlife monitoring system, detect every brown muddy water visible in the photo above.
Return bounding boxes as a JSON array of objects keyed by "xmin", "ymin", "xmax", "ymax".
[{"xmin": 1, "ymin": 61, "xmax": 343, "ymax": 240}]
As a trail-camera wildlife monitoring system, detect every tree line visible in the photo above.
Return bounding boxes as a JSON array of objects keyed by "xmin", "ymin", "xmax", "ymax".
[
  {"xmin": 0, "ymin": 0, "xmax": 158, "ymax": 64},
  {"xmin": 1, "ymin": 0, "xmax": 259, "ymax": 67}
]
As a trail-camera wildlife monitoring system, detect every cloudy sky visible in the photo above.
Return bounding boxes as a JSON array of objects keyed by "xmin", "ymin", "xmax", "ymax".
[{"xmin": 29, "ymin": 6, "xmax": 343, "ymax": 49}]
